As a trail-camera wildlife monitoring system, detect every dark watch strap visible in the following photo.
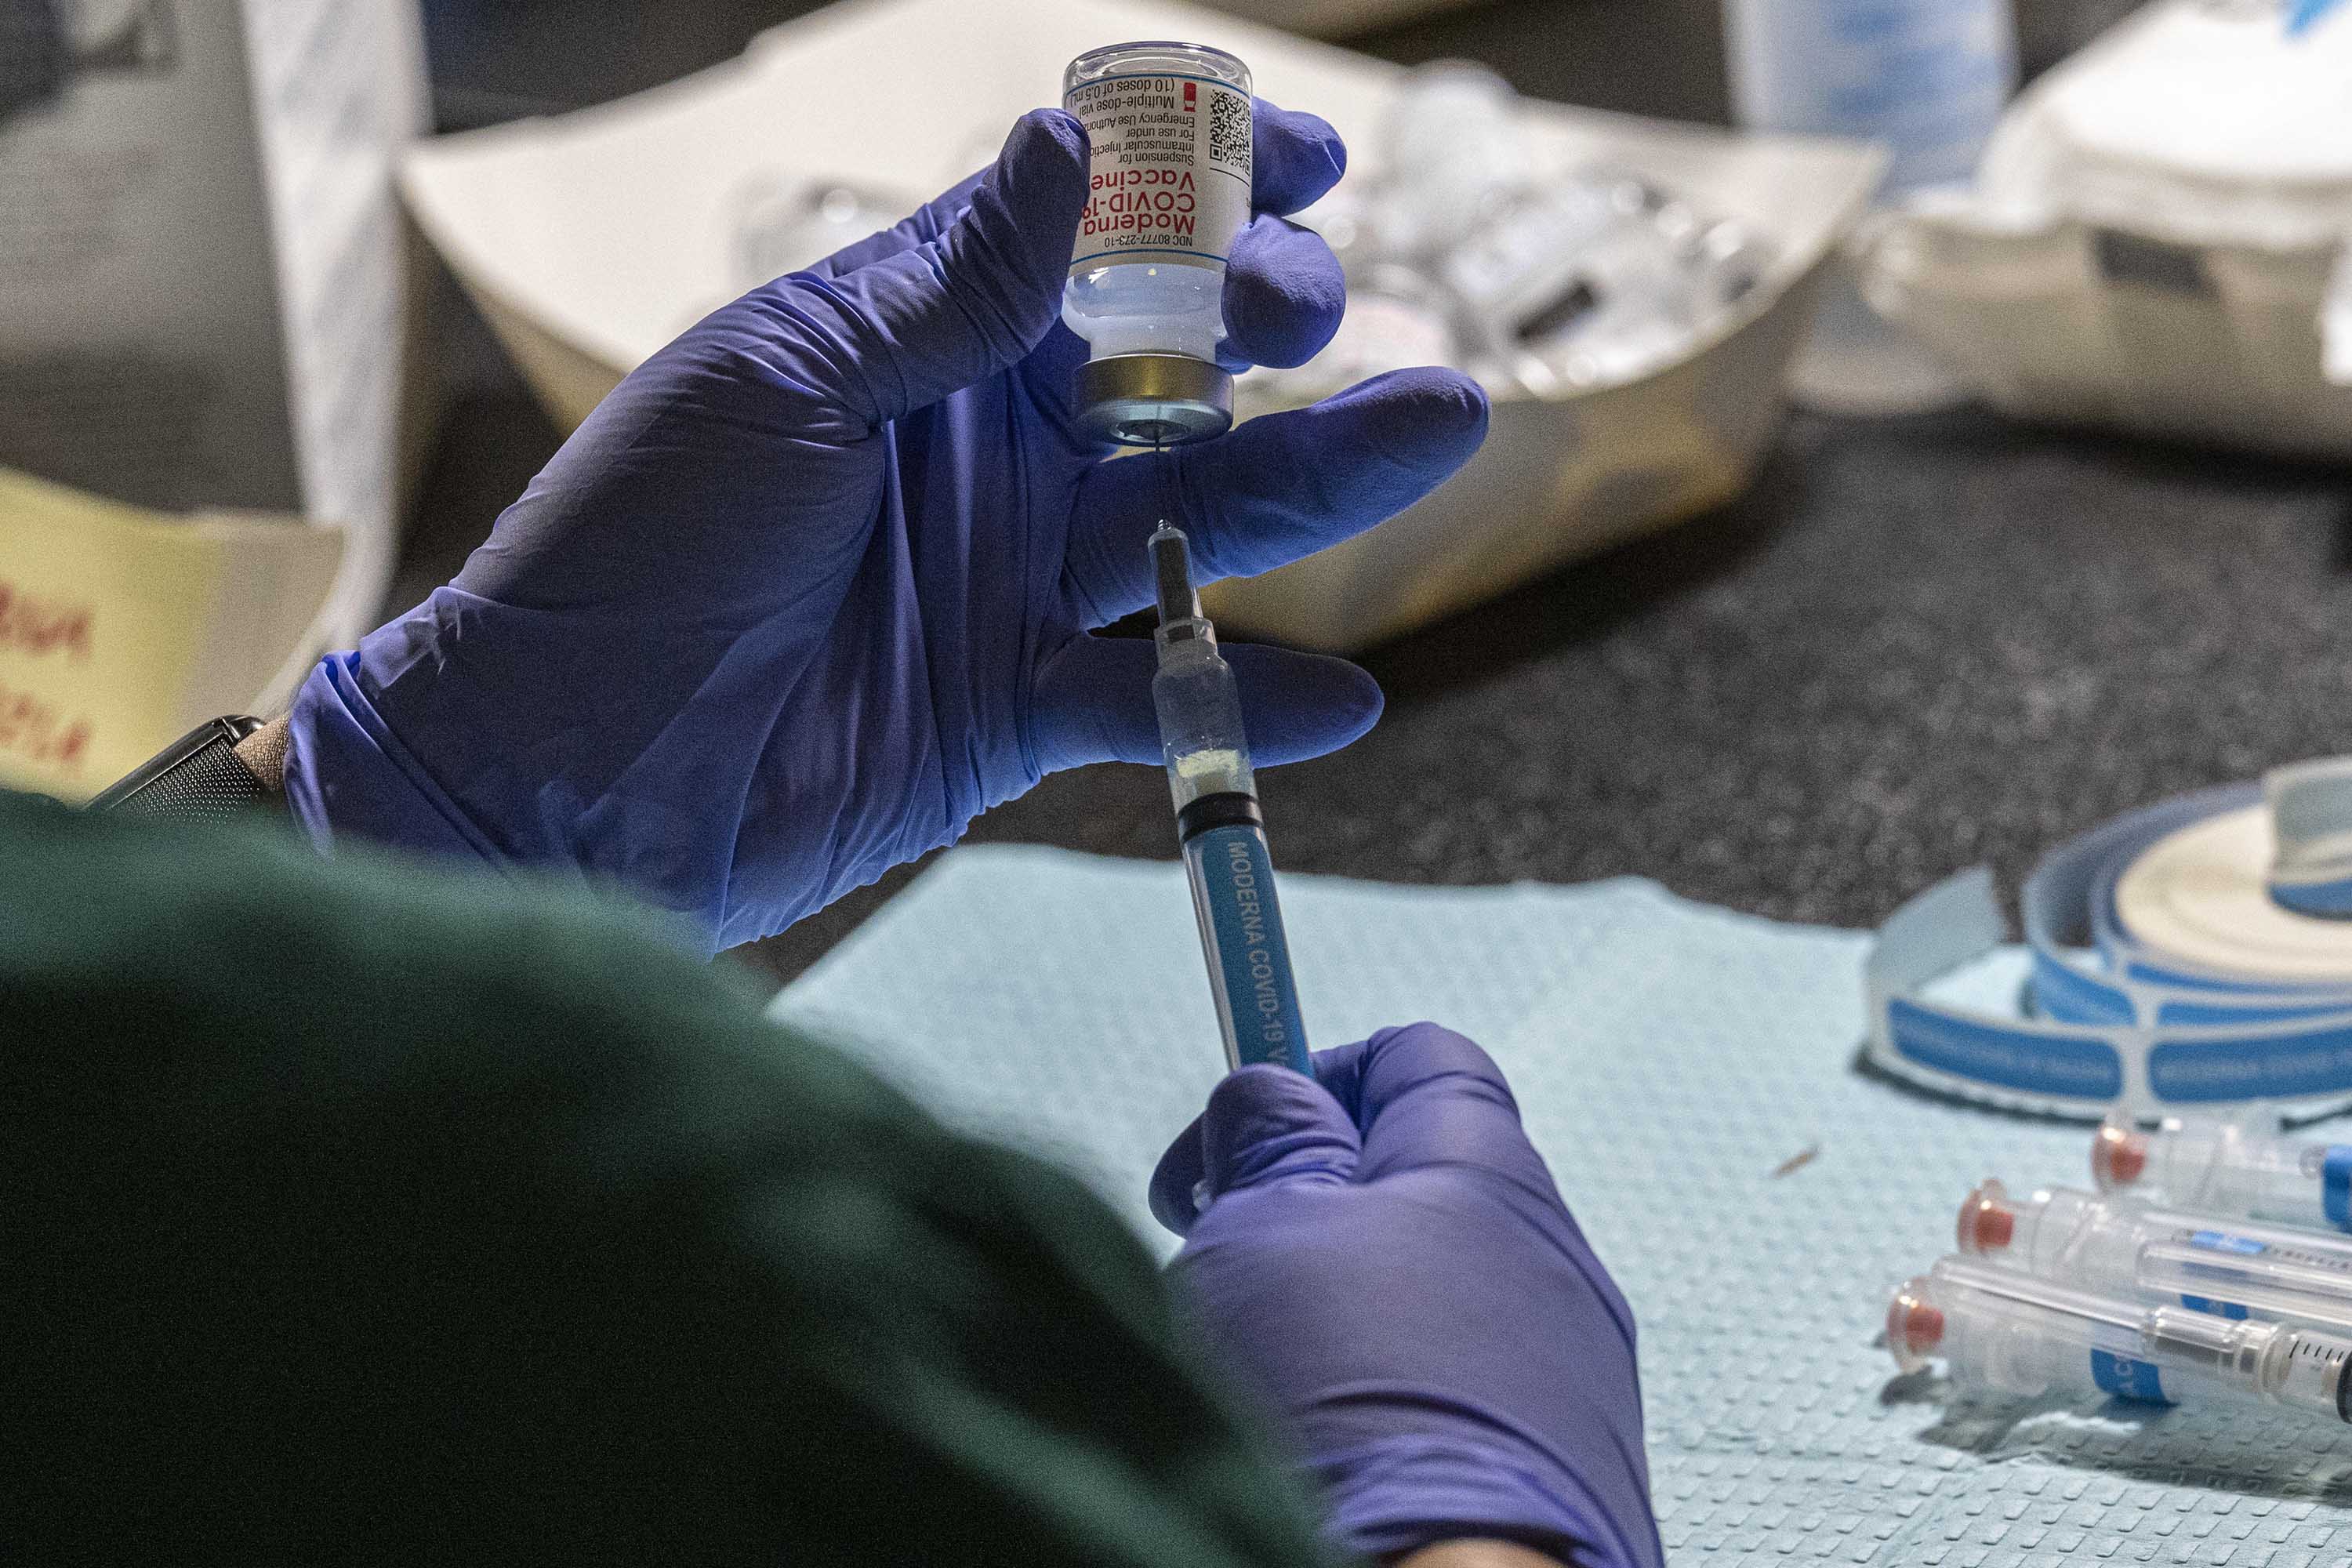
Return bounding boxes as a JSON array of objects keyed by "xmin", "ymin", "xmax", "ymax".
[{"xmin": 87, "ymin": 717, "xmax": 268, "ymax": 822}]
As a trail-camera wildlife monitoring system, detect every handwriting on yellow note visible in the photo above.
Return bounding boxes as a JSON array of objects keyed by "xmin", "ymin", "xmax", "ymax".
[{"xmin": 0, "ymin": 468, "xmax": 343, "ymax": 802}]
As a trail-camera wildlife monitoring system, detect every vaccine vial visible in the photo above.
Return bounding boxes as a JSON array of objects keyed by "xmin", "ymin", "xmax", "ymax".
[{"xmin": 1062, "ymin": 42, "xmax": 1253, "ymax": 445}]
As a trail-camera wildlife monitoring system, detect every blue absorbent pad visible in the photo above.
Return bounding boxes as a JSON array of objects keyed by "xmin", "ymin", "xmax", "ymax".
[{"xmin": 771, "ymin": 847, "xmax": 2352, "ymax": 1565}]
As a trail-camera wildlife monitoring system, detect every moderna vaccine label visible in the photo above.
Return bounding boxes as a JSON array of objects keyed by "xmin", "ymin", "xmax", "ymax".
[
  {"xmin": 1065, "ymin": 73, "xmax": 1252, "ymax": 274},
  {"xmin": 1189, "ymin": 824, "xmax": 1309, "ymax": 1072}
]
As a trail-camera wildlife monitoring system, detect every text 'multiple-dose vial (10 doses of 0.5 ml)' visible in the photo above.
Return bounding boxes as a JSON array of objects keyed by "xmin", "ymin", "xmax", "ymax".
[{"xmin": 1062, "ymin": 42, "xmax": 1253, "ymax": 447}]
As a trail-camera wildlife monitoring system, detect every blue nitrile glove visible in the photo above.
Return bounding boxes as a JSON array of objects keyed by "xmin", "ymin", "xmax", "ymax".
[
  {"xmin": 1150, "ymin": 1024, "xmax": 1661, "ymax": 1568},
  {"xmin": 285, "ymin": 106, "xmax": 1489, "ymax": 953}
]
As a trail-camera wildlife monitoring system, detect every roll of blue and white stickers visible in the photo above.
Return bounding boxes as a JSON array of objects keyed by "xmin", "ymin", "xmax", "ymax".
[
  {"xmin": 1867, "ymin": 762, "xmax": 2352, "ymax": 1117},
  {"xmin": 2268, "ymin": 759, "xmax": 2352, "ymax": 919}
]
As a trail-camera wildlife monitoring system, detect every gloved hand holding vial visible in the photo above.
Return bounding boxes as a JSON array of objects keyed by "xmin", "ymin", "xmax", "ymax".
[{"xmin": 287, "ymin": 56, "xmax": 1490, "ymax": 953}]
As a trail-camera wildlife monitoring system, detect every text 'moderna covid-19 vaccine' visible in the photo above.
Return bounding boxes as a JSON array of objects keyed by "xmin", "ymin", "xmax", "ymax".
[{"xmin": 1062, "ymin": 42, "xmax": 1252, "ymax": 446}]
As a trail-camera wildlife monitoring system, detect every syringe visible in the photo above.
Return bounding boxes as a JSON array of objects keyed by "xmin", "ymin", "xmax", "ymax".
[
  {"xmin": 1958, "ymin": 1177, "xmax": 2352, "ymax": 1333},
  {"xmin": 1149, "ymin": 524, "xmax": 1311, "ymax": 1073},
  {"xmin": 1889, "ymin": 1254, "xmax": 2352, "ymax": 1423},
  {"xmin": 2094, "ymin": 1110, "xmax": 2352, "ymax": 1232}
]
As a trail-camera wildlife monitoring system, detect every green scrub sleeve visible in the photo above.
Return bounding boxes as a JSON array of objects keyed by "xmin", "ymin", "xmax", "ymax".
[{"xmin": 0, "ymin": 791, "xmax": 1345, "ymax": 1567}]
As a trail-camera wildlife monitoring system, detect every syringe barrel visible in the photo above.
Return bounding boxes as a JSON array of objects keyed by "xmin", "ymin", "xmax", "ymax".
[
  {"xmin": 1965, "ymin": 1176, "xmax": 2352, "ymax": 1332},
  {"xmin": 1145, "ymin": 520, "xmax": 1308, "ymax": 1075},
  {"xmin": 1895, "ymin": 1257, "xmax": 2152, "ymax": 1401},
  {"xmin": 1178, "ymin": 797, "xmax": 1309, "ymax": 1073},
  {"xmin": 2144, "ymin": 1303, "xmax": 2352, "ymax": 1422},
  {"xmin": 1155, "ymin": 641, "xmax": 1256, "ymax": 813},
  {"xmin": 1892, "ymin": 1256, "xmax": 2352, "ymax": 1422},
  {"xmin": 2135, "ymin": 1229, "xmax": 2352, "ymax": 1334},
  {"xmin": 2096, "ymin": 1111, "xmax": 2352, "ymax": 1232},
  {"xmin": 1960, "ymin": 1181, "xmax": 2140, "ymax": 1283}
]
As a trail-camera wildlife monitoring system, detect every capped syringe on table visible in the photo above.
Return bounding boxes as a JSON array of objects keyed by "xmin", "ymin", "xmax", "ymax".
[
  {"xmin": 1889, "ymin": 1254, "xmax": 2352, "ymax": 1425},
  {"xmin": 2096, "ymin": 1109, "xmax": 2352, "ymax": 1233},
  {"xmin": 1958, "ymin": 1177, "xmax": 2352, "ymax": 1333},
  {"xmin": 1150, "ymin": 524, "xmax": 1311, "ymax": 1074}
]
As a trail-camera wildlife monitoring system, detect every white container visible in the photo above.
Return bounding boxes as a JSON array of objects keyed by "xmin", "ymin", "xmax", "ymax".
[
  {"xmin": 398, "ymin": 0, "xmax": 1885, "ymax": 654},
  {"xmin": 1861, "ymin": 0, "xmax": 2352, "ymax": 459},
  {"xmin": 1723, "ymin": 0, "xmax": 2017, "ymax": 415}
]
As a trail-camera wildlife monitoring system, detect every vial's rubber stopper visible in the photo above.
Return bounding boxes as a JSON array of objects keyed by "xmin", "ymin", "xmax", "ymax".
[
  {"xmin": 1955, "ymin": 1178, "xmax": 2016, "ymax": 1254},
  {"xmin": 1074, "ymin": 353, "xmax": 1233, "ymax": 446},
  {"xmin": 2092, "ymin": 1121, "xmax": 2149, "ymax": 1191},
  {"xmin": 1886, "ymin": 1279, "xmax": 1945, "ymax": 1372}
]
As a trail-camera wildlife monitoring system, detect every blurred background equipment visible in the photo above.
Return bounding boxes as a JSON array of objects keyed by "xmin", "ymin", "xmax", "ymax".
[
  {"xmin": 726, "ymin": 180, "xmax": 913, "ymax": 299},
  {"xmin": 1, "ymin": 1, "xmax": 74, "ymax": 123},
  {"xmin": 1276, "ymin": 62, "xmax": 1778, "ymax": 402},
  {"xmin": 0, "ymin": 0, "xmax": 426, "ymax": 798},
  {"xmin": 1864, "ymin": 0, "xmax": 2352, "ymax": 457},
  {"xmin": 58, "ymin": 0, "xmax": 177, "ymax": 69},
  {"xmin": 396, "ymin": 0, "xmax": 1883, "ymax": 653},
  {"xmin": 0, "ymin": 467, "xmax": 341, "ymax": 800},
  {"xmin": 0, "ymin": 0, "xmax": 176, "ymax": 128},
  {"xmin": 1226, "ymin": 59, "xmax": 1824, "ymax": 648},
  {"xmin": 1723, "ymin": 0, "xmax": 2020, "ymax": 415}
]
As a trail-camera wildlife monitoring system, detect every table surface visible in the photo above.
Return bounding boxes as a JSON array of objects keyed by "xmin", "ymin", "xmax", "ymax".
[{"xmin": 389, "ymin": 0, "xmax": 2352, "ymax": 990}]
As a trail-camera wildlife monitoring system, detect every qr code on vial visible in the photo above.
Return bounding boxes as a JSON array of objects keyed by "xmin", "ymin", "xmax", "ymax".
[{"xmin": 1208, "ymin": 89, "xmax": 1251, "ymax": 178}]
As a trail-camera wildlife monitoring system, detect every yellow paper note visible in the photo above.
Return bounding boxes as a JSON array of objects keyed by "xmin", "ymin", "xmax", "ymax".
[{"xmin": 0, "ymin": 469, "xmax": 343, "ymax": 802}]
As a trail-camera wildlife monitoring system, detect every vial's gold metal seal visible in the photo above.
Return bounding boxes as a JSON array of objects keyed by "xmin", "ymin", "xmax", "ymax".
[{"xmin": 1074, "ymin": 353, "xmax": 1234, "ymax": 446}]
